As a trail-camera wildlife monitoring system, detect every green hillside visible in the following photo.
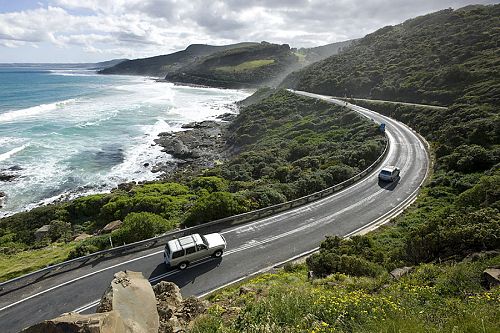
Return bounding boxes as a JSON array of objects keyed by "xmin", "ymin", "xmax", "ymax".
[
  {"xmin": 164, "ymin": 42, "xmax": 302, "ymax": 88},
  {"xmin": 283, "ymin": 5, "xmax": 500, "ymax": 106},
  {"xmin": 98, "ymin": 42, "xmax": 258, "ymax": 76},
  {"xmin": 0, "ymin": 90, "xmax": 384, "ymax": 281},
  {"xmin": 99, "ymin": 40, "xmax": 353, "ymax": 87},
  {"xmin": 188, "ymin": 5, "xmax": 500, "ymax": 332}
]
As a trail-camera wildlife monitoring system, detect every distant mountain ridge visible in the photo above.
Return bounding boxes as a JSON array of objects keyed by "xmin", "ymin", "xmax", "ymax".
[
  {"xmin": 99, "ymin": 40, "xmax": 353, "ymax": 88},
  {"xmin": 99, "ymin": 42, "xmax": 259, "ymax": 77}
]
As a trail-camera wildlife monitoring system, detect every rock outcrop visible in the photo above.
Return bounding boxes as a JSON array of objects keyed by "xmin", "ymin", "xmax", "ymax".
[
  {"xmin": 99, "ymin": 220, "xmax": 123, "ymax": 234},
  {"xmin": 21, "ymin": 272, "xmax": 207, "ymax": 333},
  {"xmin": 22, "ymin": 311, "xmax": 126, "ymax": 333},
  {"xmin": 22, "ymin": 271, "xmax": 159, "ymax": 333},
  {"xmin": 96, "ymin": 271, "xmax": 159, "ymax": 332},
  {"xmin": 390, "ymin": 266, "xmax": 414, "ymax": 280},
  {"xmin": 153, "ymin": 281, "xmax": 207, "ymax": 333},
  {"xmin": 34, "ymin": 225, "xmax": 51, "ymax": 242},
  {"xmin": 153, "ymin": 119, "xmax": 230, "ymax": 178},
  {"xmin": 483, "ymin": 267, "xmax": 500, "ymax": 289}
]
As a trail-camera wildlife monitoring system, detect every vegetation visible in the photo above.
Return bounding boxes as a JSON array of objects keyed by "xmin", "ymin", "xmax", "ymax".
[
  {"xmin": 100, "ymin": 40, "xmax": 352, "ymax": 86},
  {"xmin": 191, "ymin": 257, "xmax": 500, "ymax": 333},
  {"xmin": 188, "ymin": 5, "xmax": 500, "ymax": 332},
  {"xmin": 99, "ymin": 43, "xmax": 259, "ymax": 77},
  {"xmin": 0, "ymin": 90, "xmax": 384, "ymax": 281},
  {"xmin": 282, "ymin": 5, "xmax": 500, "ymax": 106},
  {"xmin": 165, "ymin": 42, "xmax": 303, "ymax": 88},
  {"xmin": 216, "ymin": 59, "xmax": 275, "ymax": 72}
]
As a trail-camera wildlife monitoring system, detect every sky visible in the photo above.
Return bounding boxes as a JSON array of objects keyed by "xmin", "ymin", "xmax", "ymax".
[{"xmin": 0, "ymin": 0, "xmax": 497, "ymax": 63}]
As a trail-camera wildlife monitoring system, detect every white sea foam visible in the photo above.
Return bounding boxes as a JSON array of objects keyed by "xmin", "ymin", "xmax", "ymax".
[
  {"xmin": 0, "ymin": 144, "xmax": 28, "ymax": 162},
  {"xmin": 0, "ymin": 99, "xmax": 75, "ymax": 122},
  {"xmin": 0, "ymin": 76, "xmax": 250, "ymax": 216},
  {"xmin": 48, "ymin": 70, "xmax": 99, "ymax": 77}
]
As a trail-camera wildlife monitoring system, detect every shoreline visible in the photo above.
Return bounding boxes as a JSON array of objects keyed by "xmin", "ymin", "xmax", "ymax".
[{"xmin": 0, "ymin": 85, "xmax": 245, "ymax": 218}]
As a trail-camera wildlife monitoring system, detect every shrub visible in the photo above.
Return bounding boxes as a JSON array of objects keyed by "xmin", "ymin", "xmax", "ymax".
[
  {"xmin": 111, "ymin": 212, "xmax": 173, "ymax": 244},
  {"xmin": 190, "ymin": 176, "xmax": 229, "ymax": 193},
  {"xmin": 47, "ymin": 220, "xmax": 72, "ymax": 243},
  {"xmin": 184, "ymin": 192, "xmax": 249, "ymax": 227}
]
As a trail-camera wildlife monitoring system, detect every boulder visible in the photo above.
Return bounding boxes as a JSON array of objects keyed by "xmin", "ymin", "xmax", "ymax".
[
  {"xmin": 73, "ymin": 233, "xmax": 92, "ymax": 242},
  {"xmin": 100, "ymin": 220, "xmax": 123, "ymax": 234},
  {"xmin": 154, "ymin": 281, "xmax": 183, "ymax": 309},
  {"xmin": 0, "ymin": 191, "xmax": 5, "ymax": 208},
  {"xmin": 21, "ymin": 311, "xmax": 126, "ymax": 333},
  {"xmin": 239, "ymin": 286, "xmax": 253, "ymax": 295},
  {"xmin": 153, "ymin": 281, "xmax": 206, "ymax": 333},
  {"xmin": 22, "ymin": 272, "xmax": 207, "ymax": 333},
  {"xmin": 0, "ymin": 173, "xmax": 16, "ymax": 182},
  {"xmin": 177, "ymin": 296, "xmax": 206, "ymax": 322},
  {"xmin": 96, "ymin": 271, "xmax": 159, "ymax": 333},
  {"xmin": 117, "ymin": 182, "xmax": 135, "ymax": 192},
  {"xmin": 7, "ymin": 165, "xmax": 23, "ymax": 171},
  {"xmin": 463, "ymin": 250, "xmax": 500, "ymax": 263},
  {"xmin": 390, "ymin": 266, "xmax": 414, "ymax": 280},
  {"xmin": 483, "ymin": 268, "xmax": 500, "ymax": 289},
  {"xmin": 34, "ymin": 225, "xmax": 51, "ymax": 242}
]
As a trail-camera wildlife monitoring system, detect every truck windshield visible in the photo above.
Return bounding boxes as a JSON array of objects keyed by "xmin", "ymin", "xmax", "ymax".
[{"xmin": 201, "ymin": 235, "xmax": 209, "ymax": 246}]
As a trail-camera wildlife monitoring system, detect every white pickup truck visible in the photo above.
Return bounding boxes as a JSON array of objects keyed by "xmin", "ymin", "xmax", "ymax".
[{"xmin": 164, "ymin": 233, "xmax": 226, "ymax": 269}]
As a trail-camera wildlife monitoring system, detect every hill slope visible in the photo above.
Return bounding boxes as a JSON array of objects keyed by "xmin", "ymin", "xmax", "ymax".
[
  {"xmin": 164, "ymin": 42, "xmax": 302, "ymax": 88},
  {"xmin": 98, "ymin": 43, "xmax": 258, "ymax": 77},
  {"xmin": 282, "ymin": 4, "xmax": 500, "ymax": 106},
  {"xmin": 99, "ymin": 40, "xmax": 353, "ymax": 87}
]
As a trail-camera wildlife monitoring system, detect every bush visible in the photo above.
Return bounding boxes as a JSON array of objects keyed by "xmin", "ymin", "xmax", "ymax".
[
  {"xmin": 190, "ymin": 176, "xmax": 229, "ymax": 193},
  {"xmin": 67, "ymin": 243, "xmax": 100, "ymax": 260},
  {"xmin": 47, "ymin": 220, "xmax": 72, "ymax": 243},
  {"xmin": 307, "ymin": 252, "xmax": 383, "ymax": 277},
  {"xmin": 111, "ymin": 212, "xmax": 173, "ymax": 244},
  {"xmin": 184, "ymin": 192, "xmax": 250, "ymax": 227}
]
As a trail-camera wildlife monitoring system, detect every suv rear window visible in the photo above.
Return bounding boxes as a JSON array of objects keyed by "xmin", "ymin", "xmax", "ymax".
[{"xmin": 380, "ymin": 170, "xmax": 392, "ymax": 175}]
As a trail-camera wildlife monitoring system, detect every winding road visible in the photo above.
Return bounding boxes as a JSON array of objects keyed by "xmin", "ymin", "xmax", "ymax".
[{"xmin": 0, "ymin": 91, "xmax": 429, "ymax": 332}]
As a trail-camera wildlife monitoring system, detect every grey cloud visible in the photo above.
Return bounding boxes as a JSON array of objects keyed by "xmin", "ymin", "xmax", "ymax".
[
  {"xmin": 190, "ymin": 2, "xmax": 246, "ymax": 34},
  {"xmin": 1, "ymin": 0, "xmax": 498, "ymax": 61},
  {"xmin": 130, "ymin": 0, "xmax": 179, "ymax": 20}
]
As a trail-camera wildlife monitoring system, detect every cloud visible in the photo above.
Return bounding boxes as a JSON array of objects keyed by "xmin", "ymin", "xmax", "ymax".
[{"xmin": 0, "ymin": 0, "xmax": 497, "ymax": 62}]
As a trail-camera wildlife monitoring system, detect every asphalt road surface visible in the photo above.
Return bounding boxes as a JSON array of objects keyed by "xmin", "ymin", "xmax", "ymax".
[{"xmin": 0, "ymin": 92, "xmax": 429, "ymax": 332}]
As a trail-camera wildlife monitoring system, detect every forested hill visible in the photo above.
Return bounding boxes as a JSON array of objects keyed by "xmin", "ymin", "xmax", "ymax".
[
  {"xmin": 98, "ymin": 42, "xmax": 259, "ymax": 76},
  {"xmin": 99, "ymin": 40, "xmax": 353, "ymax": 87},
  {"xmin": 164, "ymin": 42, "xmax": 302, "ymax": 88},
  {"xmin": 282, "ymin": 4, "xmax": 500, "ymax": 106}
]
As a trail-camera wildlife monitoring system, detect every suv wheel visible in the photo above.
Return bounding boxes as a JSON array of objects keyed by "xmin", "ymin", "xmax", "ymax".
[
  {"xmin": 178, "ymin": 262, "xmax": 189, "ymax": 270},
  {"xmin": 213, "ymin": 250, "xmax": 223, "ymax": 258}
]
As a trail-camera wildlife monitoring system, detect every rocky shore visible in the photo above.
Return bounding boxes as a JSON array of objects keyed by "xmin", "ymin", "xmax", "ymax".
[{"xmin": 152, "ymin": 112, "xmax": 237, "ymax": 180}]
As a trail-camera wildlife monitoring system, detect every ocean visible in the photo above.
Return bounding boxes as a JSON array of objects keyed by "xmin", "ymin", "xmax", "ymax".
[{"xmin": 0, "ymin": 65, "xmax": 250, "ymax": 217}]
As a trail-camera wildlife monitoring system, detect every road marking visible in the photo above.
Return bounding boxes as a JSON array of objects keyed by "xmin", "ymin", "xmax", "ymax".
[
  {"xmin": 1, "ymin": 91, "xmax": 428, "ymax": 318},
  {"xmin": 0, "ymin": 250, "xmax": 164, "ymax": 312}
]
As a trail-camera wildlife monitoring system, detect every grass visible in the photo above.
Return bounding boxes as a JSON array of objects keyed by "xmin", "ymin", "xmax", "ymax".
[
  {"xmin": 0, "ymin": 242, "xmax": 76, "ymax": 282},
  {"xmin": 190, "ymin": 258, "xmax": 500, "ymax": 332},
  {"xmin": 294, "ymin": 52, "xmax": 307, "ymax": 63},
  {"xmin": 216, "ymin": 59, "xmax": 275, "ymax": 72}
]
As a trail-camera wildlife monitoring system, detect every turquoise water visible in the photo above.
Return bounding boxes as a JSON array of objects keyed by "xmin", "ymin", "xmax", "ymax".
[{"xmin": 0, "ymin": 65, "xmax": 249, "ymax": 216}]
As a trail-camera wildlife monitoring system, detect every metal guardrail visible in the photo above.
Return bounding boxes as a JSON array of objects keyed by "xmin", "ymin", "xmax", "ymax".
[{"xmin": 0, "ymin": 135, "xmax": 389, "ymax": 296}]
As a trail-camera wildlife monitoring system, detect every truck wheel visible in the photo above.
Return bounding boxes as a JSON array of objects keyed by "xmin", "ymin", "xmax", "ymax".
[
  {"xmin": 178, "ymin": 262, "xmax": 189, "ymax": 270},
  {"xmin": 213, "ymin": 250, "xmax": 223, "ymax": 258}
]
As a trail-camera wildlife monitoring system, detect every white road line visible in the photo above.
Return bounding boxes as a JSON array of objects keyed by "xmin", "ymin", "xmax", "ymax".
[
  {"xmin": 0, "ymin": 250, "xmax": 164, "ymax": 312},
  {"xmin": 3, "ymin": 91, "xmax": 427, "ymax": 317}
]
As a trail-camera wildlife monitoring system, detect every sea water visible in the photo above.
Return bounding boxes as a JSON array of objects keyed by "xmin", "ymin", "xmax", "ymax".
[{"xmin": 0, "ymin": 65, "xmax": 250, "ymax": 217}]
